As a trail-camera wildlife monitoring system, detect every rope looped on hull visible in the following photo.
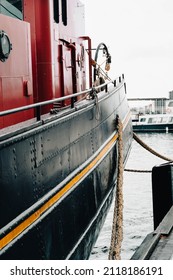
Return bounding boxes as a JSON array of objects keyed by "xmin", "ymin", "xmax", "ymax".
[{"xmin": 108, "ymin": 115, "xmax": 123, "ymax": 260}]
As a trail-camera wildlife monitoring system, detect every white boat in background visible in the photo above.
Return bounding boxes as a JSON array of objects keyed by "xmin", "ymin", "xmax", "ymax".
[{"xmin": 132, "ymin": 114, "xmax": 173, "ymax": 132}]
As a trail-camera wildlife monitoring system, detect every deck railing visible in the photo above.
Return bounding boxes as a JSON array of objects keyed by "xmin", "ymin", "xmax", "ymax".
[{"xmin": 0, "ymin": 75, "xmax": 125, "ymax": 122}]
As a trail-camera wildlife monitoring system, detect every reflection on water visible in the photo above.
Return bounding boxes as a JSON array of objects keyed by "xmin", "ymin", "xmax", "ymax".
[{"xmin": 90, "ymin": 132, "xmax": 173, "ymax": 260}]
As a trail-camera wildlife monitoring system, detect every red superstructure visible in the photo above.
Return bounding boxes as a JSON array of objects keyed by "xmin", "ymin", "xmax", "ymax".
[{"xmin": 0, "ymin": 0, "xmax": 92, "ymax": 127}]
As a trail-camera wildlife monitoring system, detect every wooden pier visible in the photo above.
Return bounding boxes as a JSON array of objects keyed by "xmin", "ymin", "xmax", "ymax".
[
  {"xmin": 131, "ymin": 162, "xmax": 173, "ymax": 260},
  {"xmin": 131, "ymin": 206, "xmax": 173, "ymax": 260}
]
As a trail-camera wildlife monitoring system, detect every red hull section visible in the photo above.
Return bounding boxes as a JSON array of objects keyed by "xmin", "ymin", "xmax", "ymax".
[
  {"xmin": 0, "ymin": 0, "xmax": 91, "ymax": 127},
  {"xmin": 0, "ymin": 13, "xmax": 33, "ymax": 127}
]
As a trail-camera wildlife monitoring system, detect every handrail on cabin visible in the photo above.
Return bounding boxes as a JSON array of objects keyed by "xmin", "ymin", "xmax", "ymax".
[{"xmin": 0, "ymin": 75, "xmax": 125, "ymax": 121}]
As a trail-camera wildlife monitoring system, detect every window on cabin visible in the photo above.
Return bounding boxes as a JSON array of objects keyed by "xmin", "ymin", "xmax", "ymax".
[
  {"xmin": 61, "ymin": 0, "xmax": 67, "ymax": 26},
  {"xmin": 140, "ymin": 118, "xmax": 146, "ymax": 122},
  {"xmin": 168, "ymin": 101, "xmax": 173, "ymax": 107},
  {"xmin": 168, "ymin": 117, "xmax": 173, "ymax": 123},
  {"xmin": 153, "ymin": 117, "xmax": 158, "ymax": 123},
  {"xmin": 0, "ymin": 0, "xmax": 23, "ymax": 19},
  {"xmin": 157, "ymin": 117, "xmax": 162, "ymax": 123},
  {"xmin": 162, "ymin": 117, "xmax": 168, "ymax": 123},
  {"xmin": 53, "ymin": 0, "xmax": 67, "ymax": 25},
  {"xmin": 148, "ymin": 117, "xmax": 157, "ymax": 123},
  {"xmin": 7, "ymin": 0, "xmax": 22, "ymax": 11},
  {"xmin": 54, "ymin": 0, "xmax": 59, "ymax": 23}
]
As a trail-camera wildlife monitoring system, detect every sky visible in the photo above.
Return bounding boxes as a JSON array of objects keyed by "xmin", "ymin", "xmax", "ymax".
[{"xmin": 82, "ymin": 0, "xmax": 173, "ymax": 99}]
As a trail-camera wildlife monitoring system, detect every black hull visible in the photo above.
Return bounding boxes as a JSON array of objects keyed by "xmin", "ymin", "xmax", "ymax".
[{"xmin": 0, "ymin": 82, "xmax": 132, "ymax": 259}]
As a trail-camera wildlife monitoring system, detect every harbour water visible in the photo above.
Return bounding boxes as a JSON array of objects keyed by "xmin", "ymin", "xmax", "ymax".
[{"xmin": 90, "ymin": 132, "xmax": 173, "ymax": 260}]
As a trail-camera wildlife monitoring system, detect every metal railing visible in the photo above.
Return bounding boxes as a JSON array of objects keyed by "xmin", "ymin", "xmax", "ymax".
[{"xmin": 0, "ymin": 76, "xmax": 124, "ymax": 122}]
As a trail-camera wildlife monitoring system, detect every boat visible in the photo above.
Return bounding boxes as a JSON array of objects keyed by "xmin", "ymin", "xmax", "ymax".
[
  {"xmin": 0, "ymin": 0, "xmax": 132, "ymax": 260},
  {"xmin": 132, "ymin": 114, "xmax": 173, "ymax": 132}
]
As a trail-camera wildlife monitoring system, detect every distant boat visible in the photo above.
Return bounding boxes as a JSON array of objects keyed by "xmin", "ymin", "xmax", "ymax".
[{"xmin": 132, "ymin": 114, "xmax": 173, "ymax": 132}]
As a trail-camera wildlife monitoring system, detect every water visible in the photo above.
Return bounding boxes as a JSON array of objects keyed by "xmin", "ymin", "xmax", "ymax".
[{"xmin": 90, "ymin": 132, "xmax": 173, "ymax": 260}]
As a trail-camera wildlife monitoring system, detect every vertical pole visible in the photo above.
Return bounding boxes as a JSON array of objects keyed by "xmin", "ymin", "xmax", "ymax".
[
  {"xmin": 36, "ymin": 106, "xmax": 41, "ymax": 121},
  {"xmin": 152, "ymin": 163, "xmax": 173, "ymax": 229}
]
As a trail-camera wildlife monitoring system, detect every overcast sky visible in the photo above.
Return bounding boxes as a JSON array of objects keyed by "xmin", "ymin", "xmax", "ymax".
[{"xmin": 82, "ymin": 0, "xmax": 173, "ymax": 98}]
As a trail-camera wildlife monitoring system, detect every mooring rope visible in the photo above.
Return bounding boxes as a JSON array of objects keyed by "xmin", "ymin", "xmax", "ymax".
[
  {"xmin": 108, "ymin": 116, "xmax": 124, "ymax": 260},
  {"xmin": 133, "ymin": 132, "xmax": 173, "ymax": 162},
  {"xmin": 124, "ymin": 132, "xmax": 173, "ymax": 173}
]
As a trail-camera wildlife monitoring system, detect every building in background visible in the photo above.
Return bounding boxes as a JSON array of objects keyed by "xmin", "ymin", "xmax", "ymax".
[{"xmin": 129, "ymin": 91, "xmax": 173, "ymax": 119}]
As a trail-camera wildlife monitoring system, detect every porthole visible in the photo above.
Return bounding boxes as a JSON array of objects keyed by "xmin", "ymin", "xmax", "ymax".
[{"xmin": 0, "ymin": 30, "xmax": 12, "ymax": 62}]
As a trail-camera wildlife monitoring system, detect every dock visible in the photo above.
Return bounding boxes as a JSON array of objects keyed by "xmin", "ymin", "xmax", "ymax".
[
  {"xmin": 131, "ymin": 162, "xmax": 173, "ymax": 260},
  {"xmin": 131, "ymin": 206, "xmax": 173, "ymax": 260}
]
